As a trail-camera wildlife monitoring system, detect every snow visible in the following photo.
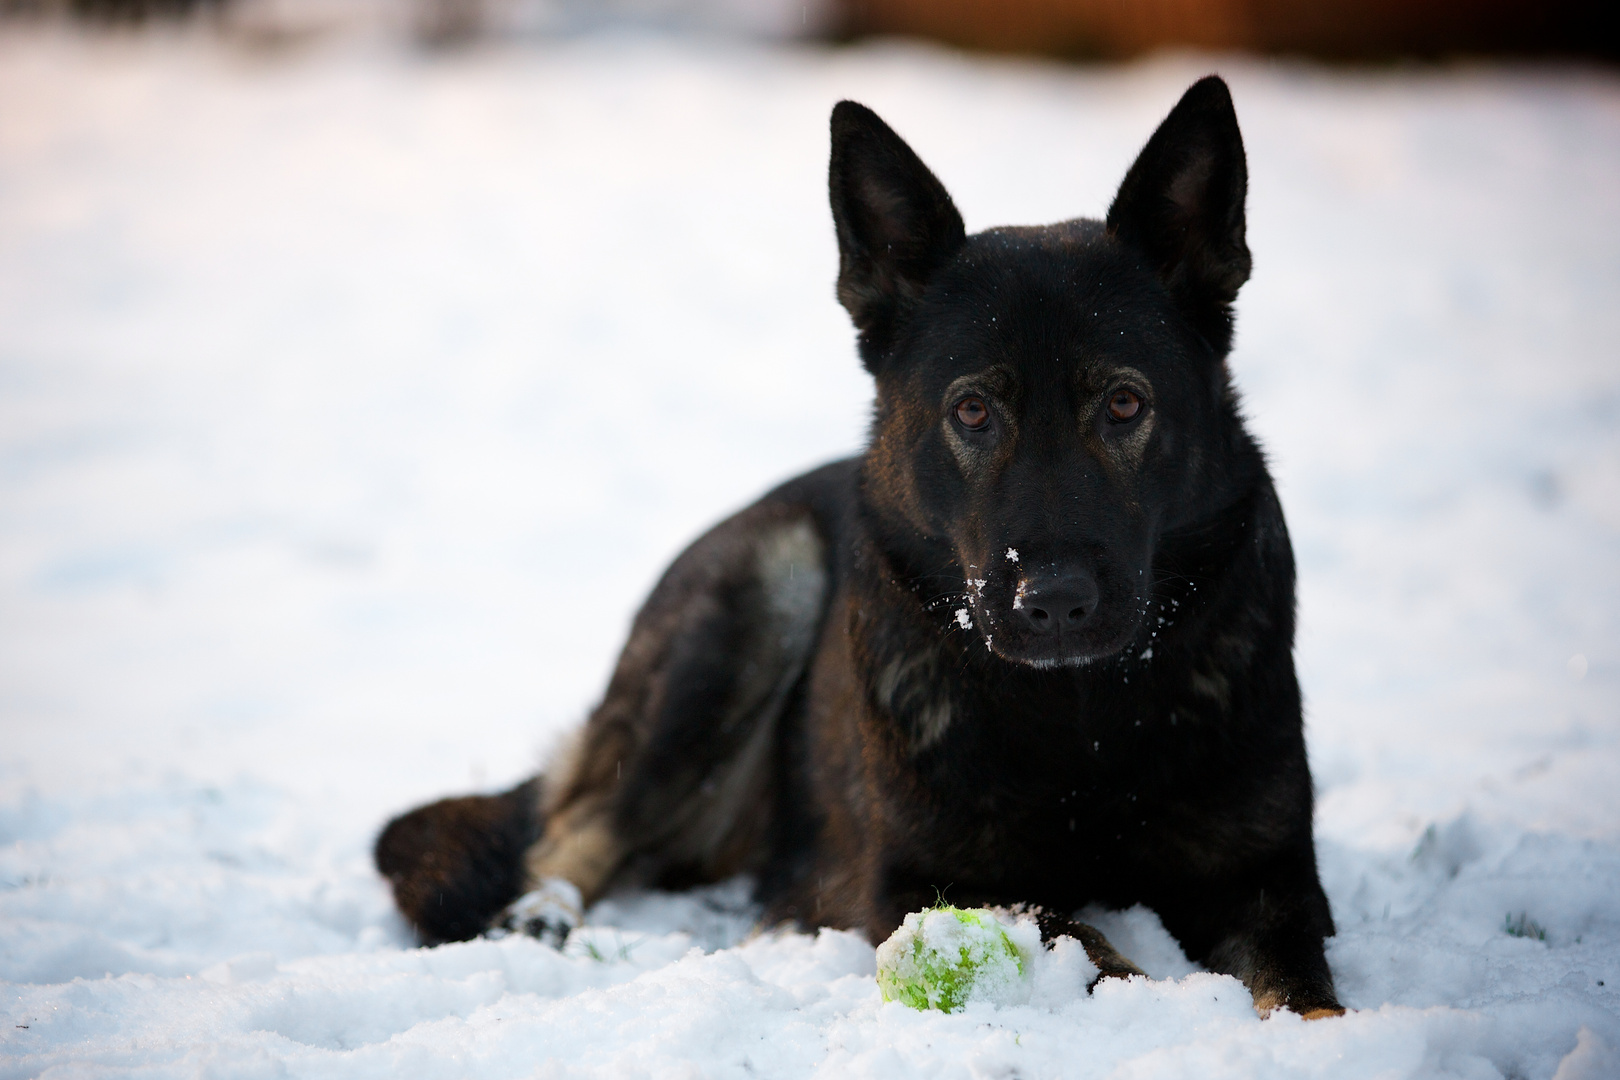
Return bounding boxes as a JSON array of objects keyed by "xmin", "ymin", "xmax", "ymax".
[{"xmin": 1, "ymin": 23, "xmax": 1618, "ymax": 1079}]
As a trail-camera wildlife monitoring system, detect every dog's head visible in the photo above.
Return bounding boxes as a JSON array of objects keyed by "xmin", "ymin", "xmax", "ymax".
[{"xmin": 835, "ymin": 78, "xmax": 1259, "ymax": 669}]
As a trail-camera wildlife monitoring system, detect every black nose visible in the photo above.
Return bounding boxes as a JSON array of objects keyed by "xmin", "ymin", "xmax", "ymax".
[{"xmin": 1015, "ymin": 572, "xmax": 1099, "ymax": 634}]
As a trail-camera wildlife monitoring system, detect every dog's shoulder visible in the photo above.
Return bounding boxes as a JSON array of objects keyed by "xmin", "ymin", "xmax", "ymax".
[{"xmin": 627, "ymin": 456, "xmax": 859, "ymax": 633}]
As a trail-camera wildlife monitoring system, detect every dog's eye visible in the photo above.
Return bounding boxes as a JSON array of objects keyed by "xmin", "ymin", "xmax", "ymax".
[
  {"xmin": 1107, "ymin": 389, "xmax": 1143, "ymax": 424},
  {"xmin": 954, "ymin": 396, "xmax": 991, "ymax": 432}
]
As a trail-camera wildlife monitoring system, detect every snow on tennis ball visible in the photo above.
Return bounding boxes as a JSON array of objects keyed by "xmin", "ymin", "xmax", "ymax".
[{"xmin": 875, "ymin": 906, "xmax": 1041, "ymax": 1012}]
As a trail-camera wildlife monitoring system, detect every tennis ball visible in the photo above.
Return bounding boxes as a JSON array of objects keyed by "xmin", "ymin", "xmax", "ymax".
[{"xmin": 876, "ymin": 906, "xmax": 1036, "ymax": 1012}]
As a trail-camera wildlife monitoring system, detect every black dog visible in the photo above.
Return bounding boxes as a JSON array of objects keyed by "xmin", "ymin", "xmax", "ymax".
[{"xmin": 376, "ymin": 76, "xmax": 1343, "ymax": 1019}]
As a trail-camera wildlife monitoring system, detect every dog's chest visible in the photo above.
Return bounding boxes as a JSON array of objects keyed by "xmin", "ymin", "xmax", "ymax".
[{"xmin": 891, "ymin": 691, "xmax": 1219, "ymax": 876}]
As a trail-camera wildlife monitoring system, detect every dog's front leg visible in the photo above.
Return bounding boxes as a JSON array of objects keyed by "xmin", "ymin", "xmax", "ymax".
[
  {"xmin": 1162, "ymin": 850, "xmax": 1344, "ymax": 1018},
  {"xmin": 1203, "ymin": 910, "xmax": 1344, "ymax": 1019},
  {"xmin": 1031, "ymin": 910, "xmax": 1146, "ymax": 987}
]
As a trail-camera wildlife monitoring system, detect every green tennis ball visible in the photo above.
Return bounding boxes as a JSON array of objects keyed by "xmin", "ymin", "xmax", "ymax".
[{"xmin": 875, "ymin": 906, "xmax": 1032, "ymax": 1012}]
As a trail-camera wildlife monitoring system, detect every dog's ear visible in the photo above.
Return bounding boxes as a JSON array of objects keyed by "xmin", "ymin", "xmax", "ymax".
[
  {"xmin": 830, "ymin": 101, "xmax": 966, "ymax": 370},
  {"xmin": 1107, "ymin": 76, "xmax": 1251, "ymax": 357}
]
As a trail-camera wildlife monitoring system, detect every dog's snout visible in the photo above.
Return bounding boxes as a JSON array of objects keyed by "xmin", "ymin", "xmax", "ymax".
[{"xmin": 1015, "ymin": 572, "xmax": 1099, "ymax": 634}]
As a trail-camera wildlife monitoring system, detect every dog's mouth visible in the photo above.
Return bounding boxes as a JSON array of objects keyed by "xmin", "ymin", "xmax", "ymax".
[{"xmin": 975, "ymin": 616, "xmax": 1142, "ymax": 669}]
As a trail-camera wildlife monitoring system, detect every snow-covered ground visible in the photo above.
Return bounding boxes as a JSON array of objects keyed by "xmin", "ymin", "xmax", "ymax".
[{"xmin": 2, "ymin": 25, "xmax": 1618, "ymax": 1079}]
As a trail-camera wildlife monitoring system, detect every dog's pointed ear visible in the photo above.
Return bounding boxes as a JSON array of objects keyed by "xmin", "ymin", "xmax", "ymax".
[
  {"xmin": 1107, "ymin": 76, "xmax": 1251, "ymax": 357},
  {"xmin": 830, "ymin": 101, "xmax": 966, "ymax": 369}
]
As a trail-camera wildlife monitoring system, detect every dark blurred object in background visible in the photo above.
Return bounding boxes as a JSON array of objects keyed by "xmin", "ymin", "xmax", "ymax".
[
  {"xmin": 2, "ymin": 0, "xmax": 224, "ymax": 20},
  {"xmin": 0, "ymin": 0, "xmax": 1611, "ymax": 60},
  {"xmin": 838, "ymin": 0, "xmax": 1615, "ymax": 62}
]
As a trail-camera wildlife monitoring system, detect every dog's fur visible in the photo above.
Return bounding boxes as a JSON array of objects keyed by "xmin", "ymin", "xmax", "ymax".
[{"xmin": 375, "ymin": 76, "xmax": 1343, "ymax": 1018}]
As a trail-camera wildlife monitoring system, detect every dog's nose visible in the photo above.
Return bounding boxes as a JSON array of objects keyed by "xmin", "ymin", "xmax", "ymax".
[{"xmin": 1015, "ymin": 572, "xmax": 1099, "ymax": 634}]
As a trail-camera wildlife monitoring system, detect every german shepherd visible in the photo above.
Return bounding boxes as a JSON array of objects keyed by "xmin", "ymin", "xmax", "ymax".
[{"xmin": 375, "ymin": 75, "xmax": 1343, "ymax": 1019}]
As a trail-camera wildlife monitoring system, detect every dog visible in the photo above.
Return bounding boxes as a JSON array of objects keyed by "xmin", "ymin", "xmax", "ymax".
[{"xmin": 375, "ymin": 75, "xmax": 1344, "ymax": 1019}]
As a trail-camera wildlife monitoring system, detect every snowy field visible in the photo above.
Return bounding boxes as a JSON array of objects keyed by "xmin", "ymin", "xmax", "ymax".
[{"xmin": 2, "ymin": 24, "xmax": 1618, "ymax": 1079}]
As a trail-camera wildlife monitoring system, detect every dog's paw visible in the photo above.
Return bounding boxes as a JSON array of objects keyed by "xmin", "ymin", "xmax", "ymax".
[
  {"xmin": 1297, "ymin": 1006, "xmax": 1347, "ymax": 1020},
  {"xmin": 489, "ymin": 878, "xmax": 583, "ymax": 948},
  {"xmin": 1029, "ymin": 910, "xmax": 1145, "ymax": 987},
  {"xmin": 1253, "ymin": 991, "xmax": 1346, "ymax": 1020}
]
